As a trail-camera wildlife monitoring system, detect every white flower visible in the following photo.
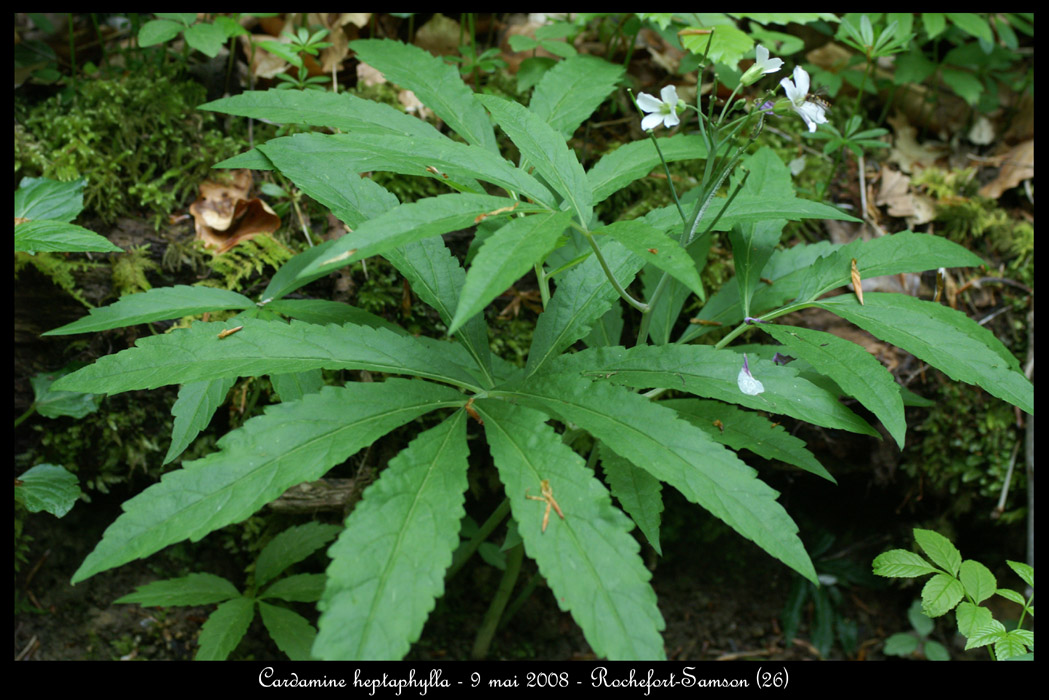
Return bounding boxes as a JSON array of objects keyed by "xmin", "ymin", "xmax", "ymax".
[
  {"xmin": 779, "ymin": 66, "xmax": 828, "ymax": 133},
  {"xmin": 737, "ymin": 353, "xmax": 765, "ymax": 396},
  {"xmin": 636, "ymin": 85, "xmax": 681, "ymax": 131},
  {"xmin": 740, "ymin": 45, "xmax": 784, "ymax": 86}
]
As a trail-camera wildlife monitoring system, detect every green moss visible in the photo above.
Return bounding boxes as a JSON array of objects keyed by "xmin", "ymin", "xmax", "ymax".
[{"xmin": 111, "ymin": 245, "xmax": 159, "ymax": 296}]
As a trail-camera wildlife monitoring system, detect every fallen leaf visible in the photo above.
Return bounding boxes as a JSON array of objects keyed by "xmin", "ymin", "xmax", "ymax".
[
  {"xmin": 188, "ymin": 170, "xmax": 281, "ymax": 253},
  {"xmin": 978, "ymin": 139, "xmax": 1034, "ymax": 199}
]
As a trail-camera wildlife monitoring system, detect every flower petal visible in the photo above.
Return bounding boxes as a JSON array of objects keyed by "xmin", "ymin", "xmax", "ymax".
[
  {"xmin": 659, "ymin": 84, "xmax": 678, "ymax": 105},
  {"xmin": 636, "ymin": 92, "xmax": 662, "ymax": 113},
  {"xmin": 662, "ymin": 111, "xmax": 680, "ymax": 129},
  {"xmin": 641, "ymin": 113, "xmax": 664, "ymax": 131}
]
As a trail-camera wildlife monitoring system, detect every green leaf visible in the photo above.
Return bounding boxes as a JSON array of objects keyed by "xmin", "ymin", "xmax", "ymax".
[
  {"xmin": 588, "ymin": 135, "xmax": 709, "ymax": 205},
  {"xmin": 202, "ymin": 88, "xmax": 444, "ymax": 140},
  {"xmin": 256, "ymin": 523, "xmax": 342, "ymax": 588},
  {"xmin": 449, "ymin": 210, "xmax": 572, "ymax": 335},
  {"xmin": 137, "ymin": 19, "xmax": 184, "ymax": 47},
  {"xmin": 959, "ymin": 559, "xmax": 998, "ymax": 605},
  {"xmin": 476, "ymin": 400, "xmax": 666, "ymax": 659},
  {"xmin": 53, "ymin": 318, "xmax": 484, "ymax": 395},
  {"xmin": 266, "ymin": 299, "xmax": 405, "ymax": 334},
  {"xmin": 196, "ymin": 597, "xmax": 255, "ymax": 660},
  {"xmin": 314, "ymin": 413, "xmax": 470, "ymax": 660},
  {"xmin": 995, "ymin": 630, "xmax": 1032, "ymax": 660},
  {"xmin": 964, "ymin": 618, "xmax": 1006, "ymax": 651},
  {"xmin": 261, "ymin": 240, "xmax": 351, "ymax": 303},
  {"xmin": 921, "ymin": 572, "xmax": 966, "ymax": 617},
  {"xmin": 476, "ymin": 94, "xmax": 592, "ymax": 223},
  {"xmin": 955, "ymin": 601, "xmax": 994, "ymax": 638},
  {"xmin": 913, "ymin": 529, "xmax": 962, "ymax": 577},
  {"xmin": 665, "ymin": 398, "xmax": 835, "ymax": 482},
  {"xmin": 15, "ymin": 220, "xmax": 123, "ymax": 254},
  {"xmin": 729, "ymin": 219, "xmax": 783, "ymax": 318},
  {"xmin": 269, "ymin": 370, "xmax": 324, "ymax": 403},
  {"xmin": 529, "ymin": 54, "xmax": 624, "ymax": 138},
  {"xmin": 297, "ymin": 193, "xmax": 545, "ymax": 282},
  {"xmin": 163, "ymin": 378, "xmax": 236, "ymax": 465},
  {"xmin": 70, "ymin": 380, "xmax": 463, "ymax": 583},
  {"xmin": 1005, "ymin": 560, "xmax": 1033, "ymax": 589},
  {"xmin": 349, "ymin": 39, "xmax": 497, "ymax": 153},
  {"xmin": 597, "ymin": 443, "xmax": 663, "ymax": 555},
  {"xmin": 258, "ymin": 601, "xmax": 317, "ymax": 660},
  {"xmin": 15, "ymin": 176, "xmax": 86, "ymax": 221},
  {"xmin": 644, "ymin": 193, "xmax": 859, "ymax": 235},
  {"xmin": 30, "ymin": 369, "xmax": 102, "ymax": 419},
  {"xmin": 812, "ymin": 293, "xmax": 1033, "ymax": 415},
  {"xmin": 114, "ymin": 572, "xmax": 241, "ymax": 606},
  {"xmin": 14, "ymin": 464, "xmax": 81, "ymax": 518},
  {"xmin": 44, "ymin": 286, "xmax": 253, "ymax": 335},
  {"xmin": 594, "ymin": 220, "xmax": 705, "ymax": 299},
  {"xmin": 872, "ymin": 549, "xmax": 939, "ymax": 578},
  {"xmin": 883, "ymin": 632, "xmax": 918, "ymax": 656},
  {"xmin": 260, "ymin": 573, "xmax": 327, "ymax": 603},
  {"xmin": 184, "ymin": 21, "xmax": 227, "ymax": 57},
  {"xmin": 500, "ymin": 374, "xmax": 818, "ymax": 584},
  {"xmin": 760, "ymin": 323, "xmax": 906, "ymax": 449},
  {"xmin": 526, "ymin": 240, "xmax": 643, "ymax": 376},
  {"xmin": 548, "ymin": 344, "xmax": 879, "ymax": 437},
  {"xmin": 795, "ymin": 231, "xmax": 983, "ymax": 303},
  {"xmin": 946, "ymin": 13, "xmax": 994, "ymax": 42}
]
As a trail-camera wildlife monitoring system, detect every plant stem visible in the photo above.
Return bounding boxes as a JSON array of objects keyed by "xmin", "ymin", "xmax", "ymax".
[
  {"xmin": 447, "ymin": 498, "xmax": 510, "ymax": 579},
  {"xmin": 471, "ymin": 542, "xmax": 523, "ymax": 659}
]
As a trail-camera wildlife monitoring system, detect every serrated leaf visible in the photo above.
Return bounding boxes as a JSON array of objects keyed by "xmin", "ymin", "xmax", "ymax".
[
  {"xmin": 15, "ymin": 176, "xmax": 86, "ymax": 221},
  {"xmin": 730, "ymin": 219, "xmax": 783, "ymax": 319},
  {"xmin": 70, "ymin": 380, "xmax": 463, "ymax": 584},
  {"xmin": 644, "ymin": 193, "xmax": 860, "ymax": 236},
  {"xmin": 995, "ymin": 630, "xmax": 1032, "ymax": 660},
  {"xmin": 14, "ymin": 464, "xmax": 81, "ymax": 518},
  {"xmin": 956, "ymin": 601, "xmax": 994, "ymax": 638},
  {"xmin": 795, "ymin": 231, "xmax": 983, "ymax": 303},
  {"xmin": 526, "ymin": 240, "xmax": 643, "ymax": 376},
  {"xmin": 588, "ymin": 135, "xmax": 709, "ymax": 205},
  {"xmin": 594, "ymin": 220, "xmax": 705, "ymax": 299},
  {"xmin": 813, "ymin": 293, "xmax": 1033, "ymax": 415},
  {"xmin": 164, "ymin": 377, "xmax": 235, "ymax": 464},
  {"xmin": 921, "ymin": 572, "xmax": 965, "ymax": 617},
  {"xmin": 196, "ymin": 597, "xmax": 255, "ymax": 660},
  {"xmin": 258, "ymin": 601, "xmax": 317, "ymax": 660},
  {"xmin": 548, "ymin": 344, "xmax": 879, "ymax": 437},
  {"xmin": 476, "ymin": 400, "xmax": 666, "ymax": 659},
  {"xmin": 476, "ymin": 94, "xmax": 592, "ymax": 224},
  {"xmin": 184, "ymin": 21, "xmax": 226, "ymax": 57},
  {"xmin": 114, "ymin": 572, "xmax": 241, "ymax": 606},
  {"xmin": 30, "ymin": 369, "xmax": 102, "ymax": 419},
  {"xmin": 350, "ymin": 39, "xmax": 497, "ymax": 153},
  {"xmin": 44, "ymin": 286, "xmax": 253, "ymax": 336},
  {"xmin": 201, "ymin": 88, "xmax": 445, "ymax": 140},
  {"xmin": 269, "ymin": 370, "xmax": 323, "ymax": 403},
  {"xmin": 266, "ymin": 299, "xmax": 404, "ymax": 334},
  {"xmin": 597, "ymin": 443, "xmax": 663, "ymax": 555},
  {"xmin": 259, "ymin": 573, "xmax": 327, "ymax": 603},
  {"xmin": 913, "ymin": 529, "xmax": 962, "ymax": 576},
  {"xmin": 500, "ymin": 374, "xmax": 817, "ymax": 584},
  {"xmin": 760, "ymin": 323, "xmax": 906, "ymax": 449},
  {"xmin": 138, "ymin": 19, "xmax": 184, "ymax": 47},
  {"xmin": 872, "ymin": 549, "xmax": 939, "ymax": 578},
  {"xmin": 529, "ymin": 54, "xmax": 624, "ymax": 138},
  {"xmin": 665, "ymin": 398, "xmax": 834, "ymax": 482},
  {"xmin": 297, "ymin": 194, "xmax": 547, "ymax": 283},
  {"xmin": 256, "ymin": 523, "xmax": 342, "ymax": 587},
  {"xmin": 964, "ymin": 619, "xmax": 1007, "ymax": 650},
  {"xmin": 314, "ymin": 412, "xmax": 470, "ymax": 660},
  {"xmin": 53, "ymin": 318, "xmax": 483, "ymax": 395},
  {"xmin": 15, "ymin": 220, "xmax": 123, "ymax": 254},
  {"xmin": 449, "ymin": 210, "xmax": 572, "ymax": 335},
  {"xmin": 1006, "ymin": 560, "xmax": 1033, "ymax": 588},
  {"xmin": 959, "ymin": 559, "xmax": 997, "ymax": 604}
]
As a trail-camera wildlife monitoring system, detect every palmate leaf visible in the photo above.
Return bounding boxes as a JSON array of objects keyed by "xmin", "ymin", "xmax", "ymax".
[
  {"xmin": 314, "ymin": 412, "xmax": 469, "ymax": 660},
  {"xmin": 549, "ymin": 344, "xmax": 879, "ymax": 436},
  {"xmin": 349, "ymin": 39, "xmax": 497, "ymax": 153},
  {"xmin": 70, "ymin": 379, "xmax": 464, "ymax": 584},
  {"xmin": 813, "ymin": 293, "xmax": 1033, "ymax": 415},
  {"xmin": 526, "ymin": 240, "xmax": 644, "ymax": 376},
  {"xmin": 476, "ymin": 400, "xmax": 666, "ymax": 660},
  {"xmin": 499, "ymin": 374, "xmax": 817, "ymax": 584},
  {"xmin": 594, "ymin": 220, "xmax": 705, "ymax": 299},
  {"xmin": 201, "ymin": 88, "xmax": 445, "ymax": 140},
  {"xmin": 296, "ymin": 193, "xmax": 547, "ymax": 283},
  {"xmin": 588, "ymin": 134, "xmax": 710, "ymax": 205},
  {"xmin": 528, "ymin": 54, "xmax": 624, "ymax": 138},
  {"xmin": 795, "ymin": 231, "xmax": 984, "ymax": 303},
  {"xmin": 476, "ymin": 94, "xmax": 593, "ymax": 224},
  {"xmin": 449, "ymin": 210, "xmax": 573, "ymax": 335},
  {"xmin": 42, "ymin": 286, "xmax": 252, "ymax": 336},
  {"xmin": 52, "ymin": 318, "xmax": 484, "ymax": 396},
  {"xmin": 760, "ymin": 323, "xmax": 907, "ymax": 449},
  {"xmin": 664, "ymin": 398, "xmax": 835, "ymax": 482}
]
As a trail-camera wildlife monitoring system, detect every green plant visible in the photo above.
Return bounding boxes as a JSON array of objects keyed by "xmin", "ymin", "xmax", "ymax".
[
  {"xmin": 47, "ymin": 38, "xmax": 1032, "ymax": 660},
  {"xmin": 883, "ymin": 599, "xmax": 951, "ymax": 660},
  {"xmin": 138, "ymin": 12, "xmax": 245, "ymax": 60},
  {"xmin": 258, "ymin": 25, "xmax": 333, "ymax": 91},
  {"xmin": 873, "ymin": 528, "xmax": 1033, "ymax": 660},
  {"xmin": 115, "ymin": 522, "xmax": 340, "ymax": 660}
]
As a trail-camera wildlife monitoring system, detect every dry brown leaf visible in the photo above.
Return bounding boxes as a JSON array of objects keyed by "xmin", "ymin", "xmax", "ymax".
[
  {"xmin": 978, "ymin": 139, "xmax": 1034, "ymax": 199},
  {"xmin": 414, "ymin": 13, "xmax": 461, "ymax": 57},
  {"xmin": 188, "ymin": 170, "xmax": 280, "ymax": 253},
  {"xmin": 887, "ymin": 112, "xmax": 948, "ymax": 173},
  {"xmin": 356, "ymin": 61, "xmax": 386, "ymax": 86},
  {"xmin": 874, "ymin": 165, "xmax": 936, "ymax": 224}
]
